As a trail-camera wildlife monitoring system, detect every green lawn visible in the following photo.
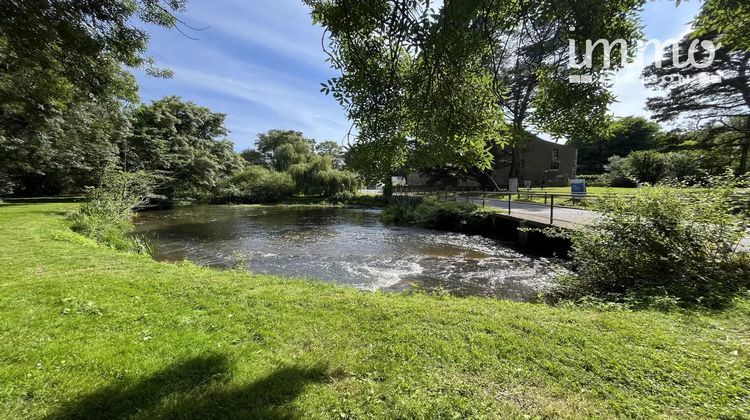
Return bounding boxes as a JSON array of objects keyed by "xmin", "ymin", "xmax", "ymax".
[
  {"xmin": 526, "ymin": 186, "xmax": 637, "ymax": 196},
  {"xmin": 1, "ymin": 202, "xmax": 749, "ymax": 418}
]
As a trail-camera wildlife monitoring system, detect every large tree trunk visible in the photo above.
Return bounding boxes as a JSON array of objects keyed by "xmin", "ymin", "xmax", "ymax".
[
  {"xmin": 508, "ymin": 146, "xmax": 521, "ymax": 179},
  {"xmin": 382, "ymin": 176, "xmax": 393, "ymax": 201},
  {"xmin": 738, "ymin": 136, "xmax": 750, "ymax": 175}
]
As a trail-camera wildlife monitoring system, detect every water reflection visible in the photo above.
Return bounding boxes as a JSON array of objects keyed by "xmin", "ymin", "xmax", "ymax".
[{"xmin": 133, "ymin": 206, "xmax": 566, "ymax": 301}]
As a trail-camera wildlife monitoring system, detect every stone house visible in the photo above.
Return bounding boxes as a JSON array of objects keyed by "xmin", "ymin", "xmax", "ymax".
[{"xmin": 406, "ymin": 136, "xmax": 577, "ymax": 189}]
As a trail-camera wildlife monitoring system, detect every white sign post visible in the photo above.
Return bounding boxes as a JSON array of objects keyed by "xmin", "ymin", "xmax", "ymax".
[{"xmin": 509, "ymin": 178, "xmax": 519, "ymax": 193}]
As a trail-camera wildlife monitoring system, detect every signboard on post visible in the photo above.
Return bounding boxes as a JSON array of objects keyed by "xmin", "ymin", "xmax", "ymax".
[
  {"xmin": 571, "ymin": 179, "xmax": 586, "ymax": 198},
  {"xmin": 509, "ymin": 178, "xmax": 519, "ymax": 193}
]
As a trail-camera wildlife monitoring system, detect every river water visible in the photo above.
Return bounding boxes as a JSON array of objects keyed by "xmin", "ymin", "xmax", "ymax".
[{"xmin": 133, "ymin": 206, "xmax": 566, "ymax": 301}]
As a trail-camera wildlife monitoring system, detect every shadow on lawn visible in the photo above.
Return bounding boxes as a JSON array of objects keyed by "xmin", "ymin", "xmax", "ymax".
[{"xmin": 50, "ymin": 354, "xmax": 329, "ymax": 419}]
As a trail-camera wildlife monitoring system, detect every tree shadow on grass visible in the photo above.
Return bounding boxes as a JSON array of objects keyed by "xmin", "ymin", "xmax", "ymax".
[{"xmin": 50, "ymin": 354, "xmax": 329, "ymax": 419}]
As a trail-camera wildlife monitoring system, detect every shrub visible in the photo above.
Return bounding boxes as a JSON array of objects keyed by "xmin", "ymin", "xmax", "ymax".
[
  {"xmin": 213, "ymin": 166, "xmax": 294, "ymax": 204},
  {"xmin": 601, "ymin": 155, "xmax": 637, "ymax": 187},
  {"xmin": 555, "ymin": 185, "xmax": 750, "ymax": 308},
  {"xmin": 663, "ymin": 152, "xmax": 705, "ymax": 182},
  {"xmin": 625, "ymin": 150, "xmax": 666, "ymax": 184},
  {"xmin": 381, "ymin": 197, "xmax": 482, "ymax": 230},
  {"xmin": 68, "ymin": 169, "xmax": 154, "ymax": 253},
  {"xmin": 602, "ymin": 151, "xmax": 707, "ymax": 187}
]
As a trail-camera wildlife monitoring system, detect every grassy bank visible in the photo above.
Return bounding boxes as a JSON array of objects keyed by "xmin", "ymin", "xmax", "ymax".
[{"xmin": 0, "ymin": 202, "xmax": 749, "ymax": 418}]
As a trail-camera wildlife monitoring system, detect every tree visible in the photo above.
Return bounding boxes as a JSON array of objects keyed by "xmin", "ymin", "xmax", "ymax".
[
  {"xmin": 0, "ymin": 97, "xmax": 130, "ymax": 195},
  {"xmin": 694, "ymin": 0, "xmax": 750, "ymax": 52},
  {"xmin": 315, "ymin": 141, "xmax": 345, "ymax": 168},
  {"xmin": 307, "ymin": 0, "xmax": 645, "ymax": 195},
  {"xmin": 255, "ymin": 130, "xmax": 315, "ymax": 168},
  {"xmin": 644, "ymin": 32, "xmax": 750, "ymax": 174},
  {"xmin": 626, "ymin": 150, "xmax": 667, "ymax": 184},
  {"xmin": 0, "ymin": 0, "xmax": 188, "ymax": 131},
  {"xmin": 488, "ymin": 0, "xmax": 642, "ymax": 180},
  {"xmin": 568, "ymin": 116, "xmax": 666, "ymax": 174},
  {"xmin": 239, "ymin": 149, "xmax": 265, "ymax": 166},
  {"xmin": 126, "ymin": 96, "xmax": 244, "ymax": 199},
  {"xmin": 0, "ymin": 0, "xmax": 190, "ymax": 195},
  {"xmin": 253, "ymin": 129, "xmax": 360, "ymax": 197},
  {"xmin": 308, "ymin": 1, "xmax": 505, "ymax": 197}
]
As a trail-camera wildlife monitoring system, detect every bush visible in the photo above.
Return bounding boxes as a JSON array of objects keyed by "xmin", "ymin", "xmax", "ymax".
[
  {"xmin": 602, "ymin": 151, "xmax": 706, "ymax": 187},
  {"xmin": 601, "ymin": 155, "xmax": 637, "ymax": 187},
  {"xmin": 68, "ymin": 169, "xmax": 154, "ymax": 253},
  {"xmin": 555, "ymin": 185, "xmax": 750, "ymax": 308},
  {"xmin": 625, "ymin": 150, "xmax": 666, "ymax": 184},
  {"xmin": 663, "ymin": 152, "xmax": 705, "ymax": 182},
  {"xmin": 213, "ymin": 166, "xmax": 294, "ymax": 204},
  {"xmin": 381, "ymin": 197, "xmax": 483, "ymax": 230}
]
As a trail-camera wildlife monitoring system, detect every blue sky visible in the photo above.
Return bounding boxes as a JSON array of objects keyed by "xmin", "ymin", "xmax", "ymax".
[{"xmin": 134, "ymin": 0, "xmax": 703, "ymax": 150}]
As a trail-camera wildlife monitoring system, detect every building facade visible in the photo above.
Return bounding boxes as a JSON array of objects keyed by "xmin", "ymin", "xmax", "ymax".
[
  {"xmin": 406, "ymin": 136, "xmax": 577, "ymax": 189},
  {"xmin": 494, "ymin": 136, "xmax": 577, "ymax": 187}
]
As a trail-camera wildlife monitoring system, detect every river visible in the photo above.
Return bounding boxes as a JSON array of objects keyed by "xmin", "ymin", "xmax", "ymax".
[{"xmin": 133, "ymin": 205, "xmax": 566, "ymax": 301}]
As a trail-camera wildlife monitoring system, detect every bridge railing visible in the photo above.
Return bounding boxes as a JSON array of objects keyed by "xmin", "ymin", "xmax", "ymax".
[{"xmin": 393, "ymin": 187, "xmax": 750, "ymax": 225}]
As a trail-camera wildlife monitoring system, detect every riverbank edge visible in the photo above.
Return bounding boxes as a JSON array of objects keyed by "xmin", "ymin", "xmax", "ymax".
[{"xmin": 1, "ymin": 201, "xmax": 749, "ymax": 418}]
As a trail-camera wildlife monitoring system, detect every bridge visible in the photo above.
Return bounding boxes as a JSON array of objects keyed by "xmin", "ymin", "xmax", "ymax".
[{"xmin": 394, "ymin": 188, "xmax": 750, "ymax": 252}]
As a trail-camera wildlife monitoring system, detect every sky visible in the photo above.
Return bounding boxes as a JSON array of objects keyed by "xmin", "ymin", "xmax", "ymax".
[{"xmin": 134, "ymin": 0, "xmax": 704, "ymax": 151}]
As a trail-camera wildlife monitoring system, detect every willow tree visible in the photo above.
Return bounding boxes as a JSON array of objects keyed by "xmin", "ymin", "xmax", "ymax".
[{"xmin": 307, "ymin": 0, "xmax": 644, "ymax": 194}]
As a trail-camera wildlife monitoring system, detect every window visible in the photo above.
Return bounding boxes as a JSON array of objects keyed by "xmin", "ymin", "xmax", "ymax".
[
  {"xmin": 550, "ymin": 161, "xmax": 560, "ymax": 170},
  {"xmin": 552, "ymin": 148, "xmax": 559, "ymax": 158}
]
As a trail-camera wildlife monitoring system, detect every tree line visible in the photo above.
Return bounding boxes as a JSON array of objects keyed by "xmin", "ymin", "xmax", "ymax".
[{"xmin": 0, "ymin": 1, "xmax": 358, "ymax": 202}]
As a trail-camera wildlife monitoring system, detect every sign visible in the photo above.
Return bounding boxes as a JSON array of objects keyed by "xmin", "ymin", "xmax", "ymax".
[
  {"xmin": 571, "ymin": 179, "xmax": 586, "ymax": 197},
  {"xmin": 509, "ymin": 178, "xmax": 519, "ymax": 193},
  {"xmin": 524, "ymin": 180, "xmax": 532, "ymax": 189}
]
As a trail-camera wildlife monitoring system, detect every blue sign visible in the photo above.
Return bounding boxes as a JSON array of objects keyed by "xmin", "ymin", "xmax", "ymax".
[{"xmin": 571, "ymin": 179, "xmax": 586, "ymax": 197}]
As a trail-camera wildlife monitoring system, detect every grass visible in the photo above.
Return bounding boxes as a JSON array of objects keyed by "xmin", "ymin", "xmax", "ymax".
[
  {"xmin": 1, "ymin": 202, "xmax": 749, "ymax": 418},
  {"xmin": 525, "ymin": 186, "xmax": 637, "ymax": 195}
]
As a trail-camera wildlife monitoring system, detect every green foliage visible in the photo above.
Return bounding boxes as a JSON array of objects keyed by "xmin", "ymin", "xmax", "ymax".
[
  {"xmin": 0, "ymin": 99, "xmax": 130, "ymax": 196},
  {"xmin": 126, "ymin": 96, "xmax": 244, "ymax": 200},
  {"xmin": 247, "ymin": 130, "xmax": 361, "ymax": 199},
  {"xmin": 557, "ymin": 185, "xmax": 750, "ymax": 308},
  {"xmin": 694, "ymin": 0, "xmax": 750, "ymax": 52},
  {"xmin": 569, "ymin": 116, "xmax": 671, "ymax": 174},
  {"xmin": 602, "ymin": 151, "xmax": 706, "ymax": 186},
  {"xmin": 308, "ymin": 0, "xmax": 644, "ymax": 182},
  {"xmin": 644, "ymin": 31, "xmax": 750, "ymax": 175},
  {"xmin": 314, "ymin": 140, "xmax": 345, "ymax": 168},
  {"xmin": 68, "ymin": 169, "xmax": 154, "ymax": 253},
  {"xmin": 381, "ymin": 197, "xmax": 483, "ymax": 230},
  {"xmin": 288, "ymin": 156, "xmax": 360, "ymax": 196},
  {"xmin": 239, "ymin": 149, "xmax": 265, "ymax": 166},
  {"xmin": 255, "ymin": 130, "xmax": 316, "ymax": 169},
  {"xmin": 213, "ymin": 166, "xmax": 294, "ymax": 204},
  {"xmin": 602, "ymin": 156, "xmax": 637, "ymax": 187},
  {"xmin": 0, "ymin": 1, "xmax": 185, "ymax": 194},
  {"xmin": 625, "ymin": 150, "xmax": 667, "ymax": 184}
]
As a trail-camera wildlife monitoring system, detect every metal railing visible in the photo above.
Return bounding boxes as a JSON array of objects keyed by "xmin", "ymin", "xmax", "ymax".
[{"xmin": 393, "ymin": 187, "xmax": 750, "ymax": 225}]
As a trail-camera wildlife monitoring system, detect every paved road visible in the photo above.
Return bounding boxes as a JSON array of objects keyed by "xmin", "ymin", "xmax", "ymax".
[{"xmin": 465, "ymin": 196, "xmax": 598, "ymax": 228}]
